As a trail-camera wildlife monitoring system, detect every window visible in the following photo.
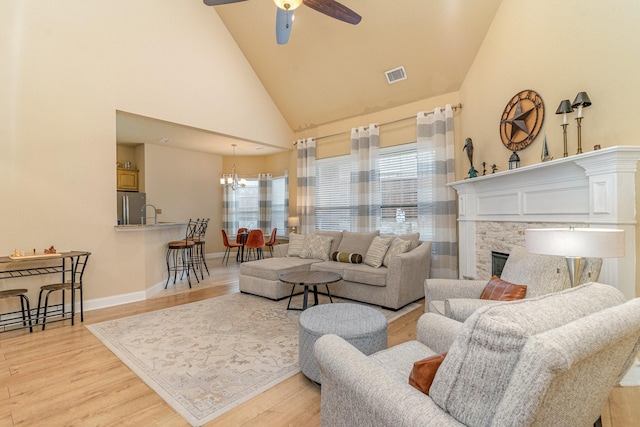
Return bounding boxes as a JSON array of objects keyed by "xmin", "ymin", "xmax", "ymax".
[
  {"xmin": 315, "ymin": 143, "xmax": 418, "ymax": 233},
  {"xmin": 227, "ymin": 175, "xmax": 287, "ymax": 236}
]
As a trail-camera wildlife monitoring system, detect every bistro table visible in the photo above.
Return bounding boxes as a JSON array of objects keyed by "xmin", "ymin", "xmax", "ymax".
[
  {"xmin": 279, "ymin": 270, "xmax": 342, "ymax": 310},
  {"xmin": 0, "ymin": 251, "xmax": 91, "ymax": 332}
]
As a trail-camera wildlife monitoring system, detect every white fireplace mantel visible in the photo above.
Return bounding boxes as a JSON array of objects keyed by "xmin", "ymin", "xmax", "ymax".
[{"xmin": 449, "ymin": 146, "xmax": 640, "ymax": 299}]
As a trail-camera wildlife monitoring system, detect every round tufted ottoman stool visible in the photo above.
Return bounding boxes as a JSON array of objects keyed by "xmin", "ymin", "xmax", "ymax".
[{"xmin": 298, "ymin": 303, "xmax": 388, "ymax": 384}]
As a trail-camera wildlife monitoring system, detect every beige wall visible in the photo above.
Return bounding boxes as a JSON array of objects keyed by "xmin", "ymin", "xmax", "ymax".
[
  {"xmin": 459, "ymin": 0, "xmax": 640, "ymax": 296},
  {"xmin": 1, "ymin": 1, "xmax": 292, "ymax": 303}
]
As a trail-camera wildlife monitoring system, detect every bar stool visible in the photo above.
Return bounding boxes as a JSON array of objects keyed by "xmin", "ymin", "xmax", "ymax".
[
  {"xmin": 0, "ymin": 289, "xmax": 33, "ymax": 333},
  {"xmin": 191, "ymin": 218, "xmax": 210, "ymax": 279},
  {"xmin": 165, "ymin": 219, "xmax": 199, "ymax": 288},
  {"xmin": 36, "ymin": 252, "xmax": 90, "ymax": 330}
]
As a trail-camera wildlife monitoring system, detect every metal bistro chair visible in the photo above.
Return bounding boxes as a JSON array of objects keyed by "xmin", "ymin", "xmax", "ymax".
[
  {"xmin": 191, "ymin": 218, "xmax": 210, "ymax": 279},
  {"xmin": 244, "ymin": 229, "xmax": 265, "ymax": 261},
  {"xmin": 36, "ymin": 252, "xmax": 90, "ymax": 330},
  {"xmin": 221, "ymin": 229, "xmax": 242, "ymax": 265},
  {"xmin": 0, "ymin": 289, "xmax": 33, "ymax": 333},
  {"xmin": 165, "ymin": 219, "xmax": 199, "ymax": 288},
  {"xmin": 264, "ymin": 227, "xmax": 278, "ymax": 257}
]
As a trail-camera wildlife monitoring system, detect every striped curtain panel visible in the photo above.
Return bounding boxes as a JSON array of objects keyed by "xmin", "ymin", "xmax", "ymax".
[
  {"xmin": 258, "ymin": 173, "xmax": 272, "ymax": 233},
  {"xmin": 417, "ymin": 105, "xmax": 458, "ymax": 279},
  {"xmin": 350, "ymin": 125, "xmax": 381, "ymax": 232},
  {"xmin": 296, "ymin": 138, "xmax": 316, "ymax": 234},
  {"xmin": 283, "ymin": 170, "xmax": 289, "ymax": 234},
  {"xmin": 222, "ymin": 185, "xmax": 237, "ymax": 237}
]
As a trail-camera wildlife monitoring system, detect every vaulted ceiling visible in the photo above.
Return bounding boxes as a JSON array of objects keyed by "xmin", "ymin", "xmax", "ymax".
[
  {"xmin": 215, "ymin": 0, "xmax": 503, "ymax": 131},
  {"xmin": 117, "ymin": 0, "xmax": 503, "ymax": 155}
]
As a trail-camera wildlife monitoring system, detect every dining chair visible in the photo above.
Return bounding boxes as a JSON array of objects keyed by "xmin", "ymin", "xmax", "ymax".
[
  {"xmin": 36, "ymin": 252, "xmax": 90, "ymax": 330},
  {"xmin": 221, "ymin": 229, "xmax": 242, "ymax": 265},
  {"xmin": 244, "ymin": 229, "xmax": 265, "ymax": 261},
  {"xmin": 264, "ymin": 227, "xmax": 278, "ymax": 257}
]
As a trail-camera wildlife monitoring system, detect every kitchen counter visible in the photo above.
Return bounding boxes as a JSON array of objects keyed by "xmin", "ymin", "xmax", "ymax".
[{"xmin": 114, "ymin": 222, "xmax": 187, "ymax": 232}]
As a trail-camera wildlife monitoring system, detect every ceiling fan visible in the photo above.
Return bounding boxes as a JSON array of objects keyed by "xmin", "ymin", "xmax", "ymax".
[{"xmin": 203, "ymin": 0, "xmax": 361, "ymax": 45}]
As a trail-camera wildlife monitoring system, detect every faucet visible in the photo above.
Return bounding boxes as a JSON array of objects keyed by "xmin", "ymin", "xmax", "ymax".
[{"xmin": 141, "ymin": 204, "xmax": 158, "ymax": 225}]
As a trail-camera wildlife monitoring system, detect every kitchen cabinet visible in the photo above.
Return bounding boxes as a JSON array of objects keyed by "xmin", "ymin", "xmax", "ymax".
[{"xmin": 117, "ymin": 168, "xmax": 139, "ymax": 191}]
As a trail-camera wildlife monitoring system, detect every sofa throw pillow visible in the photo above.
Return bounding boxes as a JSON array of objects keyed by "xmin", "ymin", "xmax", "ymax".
[
  {"xmin": 332, "ymin": 251, "xmax": 363, "ymax": 264},
  {"xmin": 382, "ymin": 238, "xmax": 411, "ymax": 267},
  {"xmin": 287, "ymin": 233, "xmax": 305, "ymax": 257},
  {"xmin": 364, "ymin": 236, "xmax": 393, "ymax": 268},
  {"xmin": 479, "ymin": 275, "xmax": 527, "ymax": 301},
  {"xmin": 409, "ymin": 352, "xmax": 447, "ymax": 395},
  {"xmin": 300, "ymin": 234, "xmax": 334, "ymax": 261}
]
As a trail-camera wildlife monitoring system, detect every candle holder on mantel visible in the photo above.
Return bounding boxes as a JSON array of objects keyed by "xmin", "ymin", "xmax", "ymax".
[
  {"xmin": 555, "ymin": 99, "xmax": 574, "ymax": 157},
  {"xmin": 572, "ymin": 92, "xmax": 592, "ymax": 155}
]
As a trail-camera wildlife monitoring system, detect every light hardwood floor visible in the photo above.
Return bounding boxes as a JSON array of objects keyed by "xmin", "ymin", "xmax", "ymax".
[{"xmin": 1, "ymin": 262, "xmax": 638, "ymax": 426}]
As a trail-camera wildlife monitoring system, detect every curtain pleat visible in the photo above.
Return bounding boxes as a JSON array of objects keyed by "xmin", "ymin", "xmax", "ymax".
[
  {"xmin": 296, "ymin": 138, "xmax": 316, "ymax": 234},
  {"xmin": 350, "ymin": 125, "xmax": 380, "ymax": 231},
  {"xmin": 417, "ymin": 105, "xmax": 458, "ymax": 278},
  {"xmin": 222, "ymin": 185, "xmax": 237, "ymax": 236},
  {"xmin": 258, "ymin": 173, "xmax": 272, "ymax": 233}
]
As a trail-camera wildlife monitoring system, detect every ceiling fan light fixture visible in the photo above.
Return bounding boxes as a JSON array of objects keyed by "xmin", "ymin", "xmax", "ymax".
[{"xmin": 273, "ymin": 0, "xmax": 302, "ymax": 10}]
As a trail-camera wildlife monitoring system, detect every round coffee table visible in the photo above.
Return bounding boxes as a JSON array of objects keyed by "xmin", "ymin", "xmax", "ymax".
[{"xmin": 279, "ymin": 271, "xmax": 341, "ymax": 311}]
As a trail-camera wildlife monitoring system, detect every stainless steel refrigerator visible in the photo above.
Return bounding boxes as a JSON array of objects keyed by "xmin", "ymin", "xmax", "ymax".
[{"xmin": 117, "ymin": 191, "xmax": 146, "ymax": 225}]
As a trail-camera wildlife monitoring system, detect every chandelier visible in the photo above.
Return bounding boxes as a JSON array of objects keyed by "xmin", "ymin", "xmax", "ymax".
[{"xmin": 220, "ymin": 144, "xmax": 247, "ymax": 191}]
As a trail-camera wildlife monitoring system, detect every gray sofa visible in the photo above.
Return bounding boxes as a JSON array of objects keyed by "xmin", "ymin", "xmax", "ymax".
[
  {"xmin": 315, "ymin": 282, "xmax": 640, "ymax": 426},
  {"xmin": 239, "ymin": 230, "xmax": 431, "ymax": 310}
]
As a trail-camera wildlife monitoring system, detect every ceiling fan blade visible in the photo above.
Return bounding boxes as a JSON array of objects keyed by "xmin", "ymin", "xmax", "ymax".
[
  {"xmin": 203, "ymin": 0, "xmax": 247, "ymax": 6},
  {"xmin": 303, "ymin": 0, "xmax": 361, "ymax": 25},
  {"xmin": 276, "ymin": 8, "xmax": 294, "ymax": 45}
]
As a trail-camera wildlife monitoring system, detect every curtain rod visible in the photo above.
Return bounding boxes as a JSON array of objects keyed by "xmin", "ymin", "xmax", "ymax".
[{"xmin": 293, "ymin": 103, "xmax": 462, "ymax": 144}]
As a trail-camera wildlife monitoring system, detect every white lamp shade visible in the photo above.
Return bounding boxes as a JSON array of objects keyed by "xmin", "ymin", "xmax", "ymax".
[
  {"xmin": 287, "ymin": 216, "xmax": 300, "ymax": 227},
  {"xmin": 525, "ymin": 228, "xmax": 625, "ymax": 258}
]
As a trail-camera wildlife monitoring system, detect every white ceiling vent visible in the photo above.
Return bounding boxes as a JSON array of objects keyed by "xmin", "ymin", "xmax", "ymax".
[{"xmin": 385, "ymin": 66, "xmax": 407, "ymax": 84}]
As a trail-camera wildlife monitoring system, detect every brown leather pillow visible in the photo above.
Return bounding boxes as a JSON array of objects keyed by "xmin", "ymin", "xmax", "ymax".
[
  {"xmin": 408, "ymin": 352, "xmax": 447, "ymax": 395},
  {"xmin": 480, "ymin": 275, "xmax": 527, "ymax": 301}
]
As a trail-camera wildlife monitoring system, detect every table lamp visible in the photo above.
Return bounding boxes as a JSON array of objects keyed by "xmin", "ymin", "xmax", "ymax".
[
  {"xmin": 525, "ymin": 227, "xmax": 625, "ymax": 288},
  {"xmin": 288, "ymin": 216, "xmax": 300, "ymax": 234}
]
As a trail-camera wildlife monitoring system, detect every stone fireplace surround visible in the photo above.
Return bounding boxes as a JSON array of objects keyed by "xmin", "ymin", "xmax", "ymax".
[{"xmin": 449, "ymin": 146, "xmax": 640, "ymax": 300}]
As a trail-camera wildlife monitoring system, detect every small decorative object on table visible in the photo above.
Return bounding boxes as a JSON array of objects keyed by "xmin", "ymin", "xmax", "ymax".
[
  {"xmin": 541, "ymin": 134, "xmax": 553, "ymax": 162},
  {"xmin": 491, "ymin": 164, "xmax": 498, "ymax": 174},
  {"xmin": 463, "ymin": 138, "xmax": 477, "ymax": 178},
  {"xmin": 509, "ymin": 151, "xmax": 520, "ymax": 170}
]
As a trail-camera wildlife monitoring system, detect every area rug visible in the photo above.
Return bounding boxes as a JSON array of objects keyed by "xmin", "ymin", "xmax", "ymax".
[{"xmin": 87, "ymin": 293, "xmax": 419, "ymax": 426}]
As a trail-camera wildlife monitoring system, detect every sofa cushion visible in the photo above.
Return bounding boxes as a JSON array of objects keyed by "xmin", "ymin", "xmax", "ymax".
[
  {"xmin": 300, "ymin": 234, "xmax": 334, "ymax": 261},
  {"xmin": 310, "ymin": 261, "xmax": 389, "ymax": 287},
  {"xmin": 364, "ymin": 236, "xmax": 393, "ymax": 268},
  {"xmin": 479, "ymin": 276, "xmax": 527, "ymax": 301},
  {"xmin": 429, "ymin": 283, "xmax": 627, "ymax": 427},
  {"xmin": 240, "ymin": 257, "xmax": 319, "ymax": 281},
  {"xmin": 382, "ymin": 238, "xmax": 411, "ymax": 267},
  {"xmin": 314, "ymin": 230, "xmax": 343, "ymax": 256},
  {"xmin": 287, "ymin": 233, "xmax": 305, "ymax": 257},
  {"xmin": 337, "ymin": 230, "xmax": 380, "ymax": 257}
]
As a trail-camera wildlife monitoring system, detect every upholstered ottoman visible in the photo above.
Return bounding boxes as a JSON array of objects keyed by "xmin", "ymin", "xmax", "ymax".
[{"xmin": 298, "ymin": 303, "xmax": 388, "ymax": 384}]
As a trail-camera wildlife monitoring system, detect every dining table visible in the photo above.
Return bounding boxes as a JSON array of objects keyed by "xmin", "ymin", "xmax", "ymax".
[{"xmin": 0, "ymin": 250, "xmax": 91, "ymax": 332}]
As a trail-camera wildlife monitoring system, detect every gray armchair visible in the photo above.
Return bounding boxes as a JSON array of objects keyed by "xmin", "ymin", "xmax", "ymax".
[
  {"xmin": 425, "ymin": 245, "xmax": 602, "ymax": 321},
  {"xmin": 315, "ymin": 282, "xmax": 640, "ymax": 427}
]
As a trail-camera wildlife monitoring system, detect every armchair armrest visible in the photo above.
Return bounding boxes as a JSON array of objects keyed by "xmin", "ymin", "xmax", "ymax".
[
  {"xmin": 425, "ymin": 279, "xmax": 487, "ymax": 308},
  {"xmin": 445, "ymin": 299, "xmax": 500, "ymax": 322},
  {"xmin": 416, "ymin": 313, "xmax": 463, "ymax": 354},
  {"xmin": 384, "ymin": 241, "xmax": 432, "ymax": 308},
  {"xmin": 314, "ymin": 334, "xmax": 465, "ymax": 427}
]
